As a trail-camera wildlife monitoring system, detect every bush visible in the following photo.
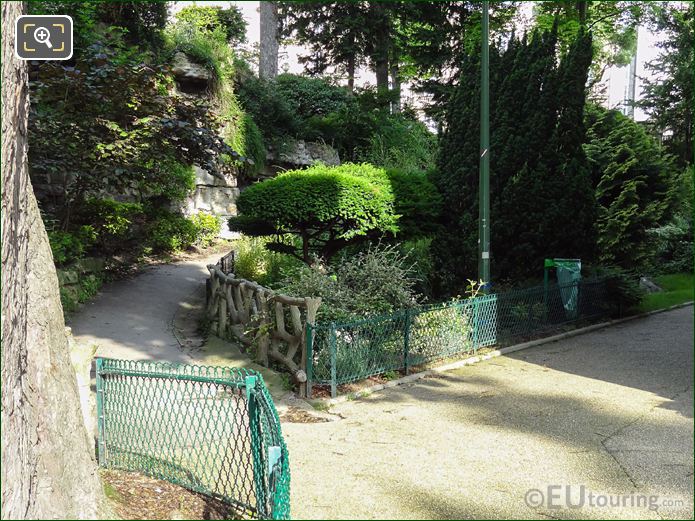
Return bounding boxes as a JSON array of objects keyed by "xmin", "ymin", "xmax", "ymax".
[
  {"xmin": 386, "ymin": 169, "xmax": 442, "ymax": 239},
  {"xmin": 141, "ymin": 162, "xmax": 195, "ymax": 202},
  {"xmin": 189, "ymin": 212, "xmax": 221, "ymax": 248},
  {"xmin": 148, "ymin": 210, "xmax": 220, "ymax": 252},
  {"xmin": 235, "ymin": 74, "xmax": 302, "ymax": 145},
  {"xmin": 275, "ymin": 74, "xmax": 353, "ymax": 121},
  {"xmin": 589, "ymin": 266, "xmax": 645, "ymax": 315},
  {"xmin": 165, "ymin": 24, "xmax": 235, "ymax": 84},
  {"xmin": 229, "ymin": 163, "xmax": 398, "ymax": 263},
  {"xmin": 235, "ymin": 73, "xmax": 354, "ymax": 147},
  {"xmin": 277, "ymin": 243, "xmax": 420, "ymax": 322},
  {"xmin": 231, "ymin": 236, "xmax": 302, "ymax": 287},
  {"xmin": 357, "ymin": 116, "xmax": 438, "ymax": 171},
  {"xmin": 148, "ymin": 210, "xmax": 198, "ymax": 252},
  {"xmin": 400, "ymin": 237, "xmax": 435, "ymax": 298},
  {"xmin": 81, "ymin": 198, "xmax": 144, "ymax": 239},
  {"xmin": 48, "ymin": 226, "xmax": 97, "ymax": 266}
]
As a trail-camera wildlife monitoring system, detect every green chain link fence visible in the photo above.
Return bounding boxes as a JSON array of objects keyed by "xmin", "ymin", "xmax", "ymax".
[
  {"xmin": 96, "ymin": 358, "xmax": 290, "ymax": 520},
  {"xmin": 307, "ymin": 278, "xmax": 610, "ymax": 397}
]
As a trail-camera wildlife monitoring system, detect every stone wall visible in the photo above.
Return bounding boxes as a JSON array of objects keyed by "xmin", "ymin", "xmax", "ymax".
[
  {"xmin": 57, "ymin": 257, "xmax": 105, "ymax": 311},
  {"xmin": 178, "ymin": 166, "xmax": 240, "ymax": 239}
]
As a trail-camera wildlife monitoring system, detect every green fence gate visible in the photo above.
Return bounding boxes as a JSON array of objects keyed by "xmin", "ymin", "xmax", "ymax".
[{"xmin": 96, "ymin": 358, "xmax": 290, "ymax": 520}]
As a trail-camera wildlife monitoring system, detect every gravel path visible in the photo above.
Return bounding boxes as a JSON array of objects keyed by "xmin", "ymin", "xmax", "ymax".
[
  {"xmin": 69, "ymin": 254, "xmax": 220, "ymax": 363},
  {"xmin": 284, "ymin": 306, "xmax": 694, "ymax": 519}
]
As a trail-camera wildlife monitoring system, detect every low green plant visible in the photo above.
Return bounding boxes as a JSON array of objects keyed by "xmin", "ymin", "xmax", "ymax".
[
  {"xmin": 382, "ymin": 370, "xmax": 400, "ymax": 381},
  {"xmin": 82, "ymin": 198, "xmax": 144, "ymax": 239},
  {"xmin": 400, "ymin": 238, "xmax": 435, "ymax": 298},
  {"xmin": 189, "ymin": 212, "xmax": 221, "ymax": 248},
  {"xmin": 231, "ymin": 236, "xmax": 302, "ymax": 287},
  {"xmin": 148, "ymin": 210, "xmax": 198, "ymax": 252},
  {"xmin": 48, "ymin": 225, "xmax": 97, "ymax": 266}
]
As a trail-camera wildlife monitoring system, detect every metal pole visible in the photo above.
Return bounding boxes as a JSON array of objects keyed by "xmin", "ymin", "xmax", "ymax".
[{"xmin": 478, "ymin": 0, "xmax": 491, "ymax": 288}]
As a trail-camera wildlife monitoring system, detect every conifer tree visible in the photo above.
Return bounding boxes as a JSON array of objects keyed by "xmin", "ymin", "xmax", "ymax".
[{"xmin": 434, "ymin": 27, "xmax": 597, "ymax": 291}]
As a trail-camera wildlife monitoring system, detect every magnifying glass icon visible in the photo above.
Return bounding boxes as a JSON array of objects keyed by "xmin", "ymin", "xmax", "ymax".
[{"xmin": 34, "ymin": 26, "xmax": 53, "ymax": 49}]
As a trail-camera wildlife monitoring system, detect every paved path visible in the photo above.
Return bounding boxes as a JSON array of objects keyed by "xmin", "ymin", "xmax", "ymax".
[
  {"xmin": 284, "ymin": 306, "xmax": 694, "ymax": 519},
  {"xmin": 69, "ymin": 254, "xmax": 219, "ymax": 363}
]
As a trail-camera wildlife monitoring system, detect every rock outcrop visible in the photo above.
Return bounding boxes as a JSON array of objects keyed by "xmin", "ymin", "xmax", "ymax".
[
  {"xmin": 171, "ymin": 51, "xmax": 212, "ymax": 93},
  {"xmin": 268, "ymin": 140, "xmax": 340, "ymax": 168}
]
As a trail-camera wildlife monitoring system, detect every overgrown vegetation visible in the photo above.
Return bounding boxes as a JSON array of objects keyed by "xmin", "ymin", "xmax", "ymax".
[{"xmin": 277, "ymin": 244, "xmax": 420, "ymax": 322}]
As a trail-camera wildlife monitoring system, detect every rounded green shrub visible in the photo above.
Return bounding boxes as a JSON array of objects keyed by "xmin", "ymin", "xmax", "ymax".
[{"xmin": 229, "ymin": 163, "xmax": 398, "ymax": 262}]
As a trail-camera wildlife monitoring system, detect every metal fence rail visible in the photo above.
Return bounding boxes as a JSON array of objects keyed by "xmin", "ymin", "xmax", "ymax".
[
  {"xmin": 96, "ymin": 358, "xmax": 290, "ymax": 520},
  {"xmin": 307, "ymin": 278, "xmax": 610, "ymax": 397}
]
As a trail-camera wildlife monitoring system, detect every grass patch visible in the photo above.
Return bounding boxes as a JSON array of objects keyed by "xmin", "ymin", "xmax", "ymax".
[{"xmin": 639, "ymin": 273, "xmax": 693, "ymax": 312}]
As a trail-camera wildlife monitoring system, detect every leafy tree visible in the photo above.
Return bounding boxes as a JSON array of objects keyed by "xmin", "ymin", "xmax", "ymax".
[
  {"xmin": 30, "ymin": 0, "xmax": 168, "ymax": 49},
  {"xmin": 434, "ymin": 26, "xmax": 597, "ymax": 291},
  {"xmin": 280, "ymin": 1, "xmax": 518, "ymax": 117},
  {"xmin": 280, "ymin": 1, "xmax": 367, "ymax": 91},
  {"xmin": 29, "ymin": 29, "xmax": 243, "ymax": 226},
  {"xmin": 638, "ymin": 1, "xmax": 693, "ymax": 168},
  {"xmin": 533, "ymin": 1, "xmax": 648, "ymax": 89},
  {"xmin": 229, "ymin": 163, "xmax": 398, "ymax": 263},
  {"xmin": 175, "ymin": 4, "xmax": 247, "ymax": 45},
  {"xmin": 584, "ymin": 104, "xmax": 676, "ymax": 270}
]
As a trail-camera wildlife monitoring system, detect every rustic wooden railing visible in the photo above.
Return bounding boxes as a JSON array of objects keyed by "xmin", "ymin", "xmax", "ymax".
[{"xmin": 207, "ymin": 253, "xmax": 321, "ymax": 397}]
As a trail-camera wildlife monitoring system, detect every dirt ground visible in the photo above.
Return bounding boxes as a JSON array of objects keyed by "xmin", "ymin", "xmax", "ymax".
[{"xmin": 102, "ymin": 470, "xmax": 240, "ymax": 520}]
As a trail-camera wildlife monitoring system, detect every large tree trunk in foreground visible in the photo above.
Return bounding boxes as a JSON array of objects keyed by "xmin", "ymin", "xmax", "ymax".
[
  {"xmin": 259, "ymin": 1, "xmax": 279, "ymax": 79},
  {"xmin": 1, "ymin": 2, "xmax": 105, "ymax": 518}
]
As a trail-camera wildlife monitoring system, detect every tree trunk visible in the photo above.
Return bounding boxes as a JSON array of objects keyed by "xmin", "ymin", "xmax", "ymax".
[
  {"xmin": 259, "ymin": 1, "xmax": 279, "ymax": 79},
  {"xmin": 390, "ymin": 54, "xmax": 401, "ymax": 113},
  {"xmin": 1, "ymin": 3, "xmax": 106, "ymax": 518},
  {"xmin": 347, "ymin": 54, "xmax": 355, "ymax": 93},
  {"xmin": 371, "ymin": 2, "xmax": 390, "ymax": 96}
]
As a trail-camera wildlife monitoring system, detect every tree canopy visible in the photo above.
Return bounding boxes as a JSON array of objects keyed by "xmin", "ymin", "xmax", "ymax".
[{"xmin": 434, "ymin": 25, "xmax": 596, "ymax": 290}]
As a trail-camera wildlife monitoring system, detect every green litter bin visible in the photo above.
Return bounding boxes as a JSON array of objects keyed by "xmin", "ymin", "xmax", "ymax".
[{"xmin": 544, "ymin": 258, "xmax": 581, "ymax": 319}]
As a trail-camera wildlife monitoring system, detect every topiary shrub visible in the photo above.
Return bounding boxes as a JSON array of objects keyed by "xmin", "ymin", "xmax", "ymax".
[{"xmin": 229, "ymin": 163, "xmax": 398, "ymax": 263}]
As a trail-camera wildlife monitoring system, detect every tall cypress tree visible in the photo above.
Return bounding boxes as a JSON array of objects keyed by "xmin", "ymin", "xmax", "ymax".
[{"xmin": 434, "ymin": 26, "xmax": 596, "ymax": 293}]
